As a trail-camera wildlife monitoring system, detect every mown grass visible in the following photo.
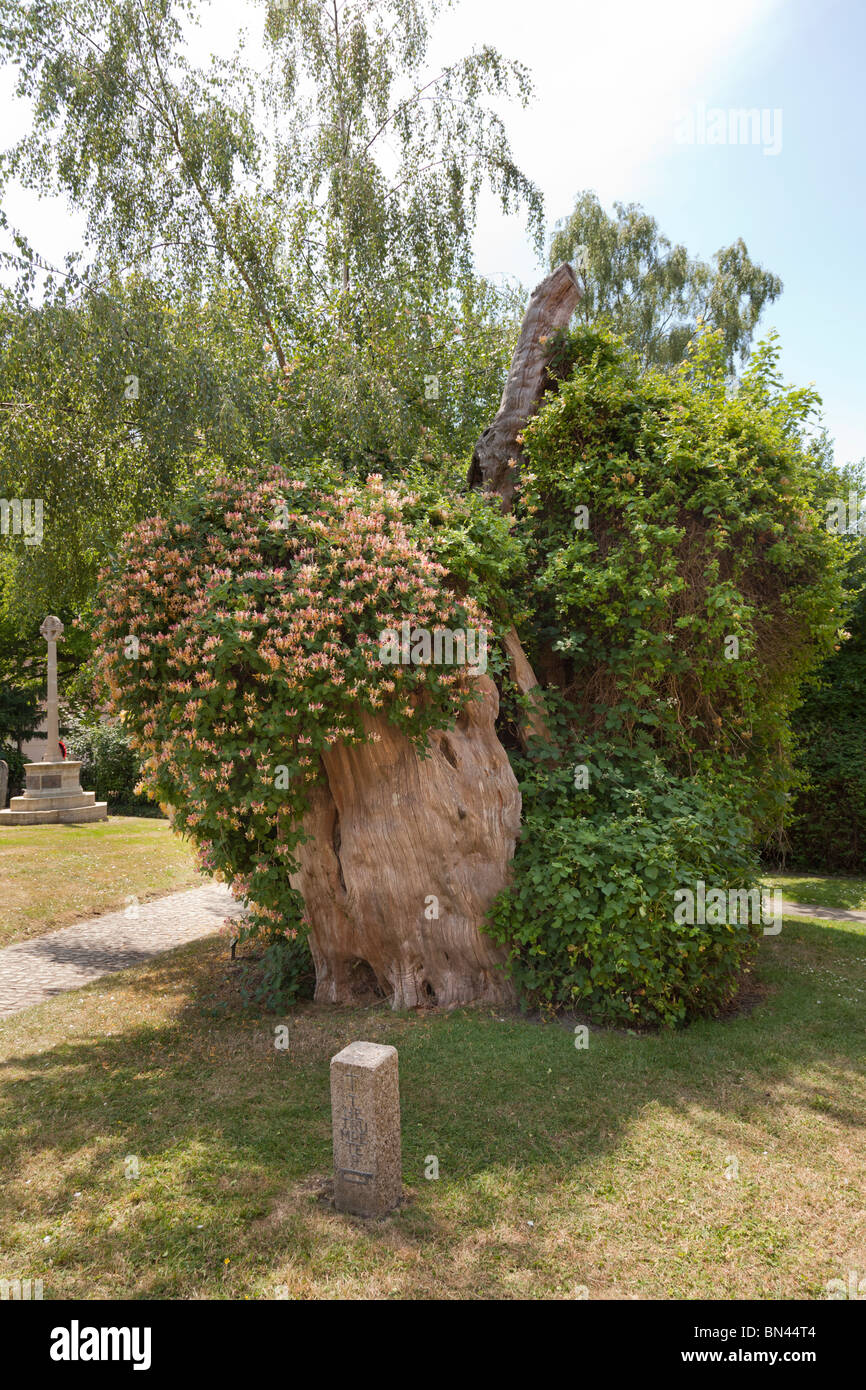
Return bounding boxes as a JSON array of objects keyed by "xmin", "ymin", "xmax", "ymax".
[
  {"xmin": 0, "ymin": 818, "xmax": 202, "ymax": 947},
  {"xmin": 0, "ymin": 912, "xmax": 864, "ymax": 1300},
  {"xmin": 768, "ymin": 874, "xmax": 866, "ymax": 914}
]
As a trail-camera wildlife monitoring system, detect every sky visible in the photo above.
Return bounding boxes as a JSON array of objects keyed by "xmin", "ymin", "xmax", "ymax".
[{"xmin": 1, "ymin": 0, "xmax": 863, "ymax": 466}]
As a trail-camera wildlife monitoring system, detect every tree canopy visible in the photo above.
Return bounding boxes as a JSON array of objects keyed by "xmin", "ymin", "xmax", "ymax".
[{"xmin": 550, "ymin": 190, "xmax": 783, "ymax": 370}]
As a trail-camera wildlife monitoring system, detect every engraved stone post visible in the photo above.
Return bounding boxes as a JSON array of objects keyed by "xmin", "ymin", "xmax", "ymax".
[{"xmin": 330, "ymin": 1041, "xmax": 401, "ymax": 1218}]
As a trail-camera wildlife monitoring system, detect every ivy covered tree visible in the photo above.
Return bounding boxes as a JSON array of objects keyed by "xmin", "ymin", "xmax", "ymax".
[{"xmin": 481, "ymin": 323, "xmax": 847, "ymax": 1024}]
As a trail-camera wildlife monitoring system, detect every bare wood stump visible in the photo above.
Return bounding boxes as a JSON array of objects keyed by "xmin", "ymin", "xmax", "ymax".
[
  {"xmin": 468, "ymin": 262, "xmax": 581, "ymax": 512},
  {"xmin": 291, "ymin": 676, "xmax": 520, "ymax": 1009}
]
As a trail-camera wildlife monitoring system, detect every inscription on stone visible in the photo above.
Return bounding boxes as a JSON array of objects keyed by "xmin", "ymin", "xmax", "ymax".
[{"xmin": 330, "ymin": 1041, "xmax": 401, "ymax": 1217}]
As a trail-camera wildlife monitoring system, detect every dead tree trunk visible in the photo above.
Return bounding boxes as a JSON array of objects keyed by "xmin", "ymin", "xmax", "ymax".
[
  {"xmin": 294, "ymin": 264, "xmax": 579, "ymax": 1008},
  {"xmin": 468, "ymin": 261, "xmax": 580, "ymax": 511},
  {"xmin": 293, "ymin": 677, "xmax": 520, "ymax": 1008},
  {"xmin": 470, "ymin": 262, "xmax": 581, "ymax": 748}
]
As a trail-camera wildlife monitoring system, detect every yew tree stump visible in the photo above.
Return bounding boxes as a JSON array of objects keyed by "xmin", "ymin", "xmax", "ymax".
[
  {"xmin": 288, "ymin": 263, "xmax": 580, "ymax": 1009},
  {"xmin": 291, "ymin": 676, "xmax": 520, "ymax": 1009}
]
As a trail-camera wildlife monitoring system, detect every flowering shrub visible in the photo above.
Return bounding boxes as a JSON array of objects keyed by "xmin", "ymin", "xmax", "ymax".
[{"xmin": 94, "ymin": 467, "xmax": 491, "ymax": 944}]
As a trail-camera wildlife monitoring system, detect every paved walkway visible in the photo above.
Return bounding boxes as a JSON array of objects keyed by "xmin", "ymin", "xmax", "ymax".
[
  {"xmin": 780, "ymin": 898, "xmax": 866, "ymax": 924},
  {"xmin": 0, "ymin": 884, "xmax": 243, "ymax": 1020}
]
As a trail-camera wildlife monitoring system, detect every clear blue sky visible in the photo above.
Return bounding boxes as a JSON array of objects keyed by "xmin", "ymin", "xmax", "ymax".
[
  {"xmin": 627, "ymin": 0, "xmax": 866, "ymax": 471},
  {"xmin": 1, "ymin": 0, "xmax": 862, "ymax": 466}
]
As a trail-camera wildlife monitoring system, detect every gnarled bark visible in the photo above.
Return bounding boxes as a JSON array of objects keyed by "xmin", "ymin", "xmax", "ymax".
[{"xmin": 292, "ymin": 676, "xmax": 520, "ymax": 1009}]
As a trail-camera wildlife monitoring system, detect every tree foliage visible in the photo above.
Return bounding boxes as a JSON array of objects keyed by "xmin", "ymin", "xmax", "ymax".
[
  {"xmin": 0, "ymin": 274, "xmax": 275, "ymax": 620},
  {"xmin": 0, "ymin": 0, "xmax": 538, "ymax": 471},
  {"xmin": 550, "ymin": 191, "xmax": 782, "ymax": 370},
  {"xmin": 784, "ymin": 482, "xmax": 866, "ymax": 871},
  {"xmin": 515, "ymin": 326, "xmax": 845, "ymax": 825}
]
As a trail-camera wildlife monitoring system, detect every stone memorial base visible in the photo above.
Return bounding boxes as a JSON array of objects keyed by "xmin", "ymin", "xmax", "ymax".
[{"xmin": 0, "ymin": 760, "xmax": 108, "ymax": 825}]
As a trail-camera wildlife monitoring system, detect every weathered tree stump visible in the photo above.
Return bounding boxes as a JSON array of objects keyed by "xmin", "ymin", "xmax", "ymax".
[
  {"xmin": 292, "ymin": 676, "xmax": 520, "ymax": 1008},
  {"xmin": 468, "ymin": 261, "xmax": 581, "ymax": 511},
  {"xmin": 293, "ymin": 264, "xmax": 580, "ymax": 1008}
]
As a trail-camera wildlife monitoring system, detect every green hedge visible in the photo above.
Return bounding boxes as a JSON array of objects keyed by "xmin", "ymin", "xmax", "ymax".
[
  {"xmin": 486, "ymin": 744, "xmax": 763, "ymax": 1029},
  {"xmin": 63, "ymin": 716, "xmax": 154, "ymax": 812}
]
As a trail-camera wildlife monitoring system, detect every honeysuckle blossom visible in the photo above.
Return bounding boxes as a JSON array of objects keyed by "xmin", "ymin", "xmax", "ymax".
[{"xmin": 94, "ymin": 467, "xmax": 492, "ymax": 947}]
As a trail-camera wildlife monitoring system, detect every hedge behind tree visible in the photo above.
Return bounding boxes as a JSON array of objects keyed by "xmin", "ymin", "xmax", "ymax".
[{"xmin": 784, "ymin": 533, "xmax": 866, "ymax": 872}]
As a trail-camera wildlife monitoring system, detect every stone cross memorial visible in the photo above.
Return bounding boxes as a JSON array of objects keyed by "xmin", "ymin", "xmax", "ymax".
[
  {"xmin": 330, "ymin": 1041, "xmax": 402, "ymax": 1218},
  {"xmin": 40, "ymin": 613, "xmax": 64, "ymax": 761},
  {"xmin": 0, "ymin": 615, "xmax": 107, "ymax": 826}
]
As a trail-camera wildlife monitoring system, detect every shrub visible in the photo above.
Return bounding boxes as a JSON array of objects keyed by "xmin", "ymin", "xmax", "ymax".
[
  {"xmin": 783, "ymin": 534, "xmax": 866, "ymax": 871},
  {"xmin": 63, "ymin": 715, "xmax": 151, "ymax": 811},
  {"xmin": 486, "ymin": 739, "xmax": 763, "ymax": 1028},
  {"xmin": 239, "ymin": 935, "xmax": 316, "ymax": 1012}
]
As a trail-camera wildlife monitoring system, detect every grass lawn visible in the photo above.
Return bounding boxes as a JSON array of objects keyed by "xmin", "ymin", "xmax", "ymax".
[
  {"xmin": 0, "ymin": 818, "xmax": 203, "ymax": 948},
  {"xmin": 767, "ymin": 874, "xmax": 866, "ymax": 914},
  {"xmin": 0, "ymin": 912, "xmax": 863, "ymax": 1300}
]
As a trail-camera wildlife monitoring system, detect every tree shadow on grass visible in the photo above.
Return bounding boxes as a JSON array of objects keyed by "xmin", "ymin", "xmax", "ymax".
[{"xmin": 0, "ymin": 918, "xmax": 863, "ymax": 1294}]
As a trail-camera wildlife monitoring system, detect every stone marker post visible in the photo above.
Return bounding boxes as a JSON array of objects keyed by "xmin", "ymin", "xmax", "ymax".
[
  {"xmin": 0, "ymin": 760, "xmax": 7, "ymax": 810},
  {"xmin": 330, "ymin": 1041, "xmax": 401, "ymax": 1217}
]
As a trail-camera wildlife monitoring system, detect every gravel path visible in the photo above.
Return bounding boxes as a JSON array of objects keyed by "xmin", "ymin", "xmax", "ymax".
[{"xmin": 0, "ymin": 884, "xmax": 243, "ymax": 1020}]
